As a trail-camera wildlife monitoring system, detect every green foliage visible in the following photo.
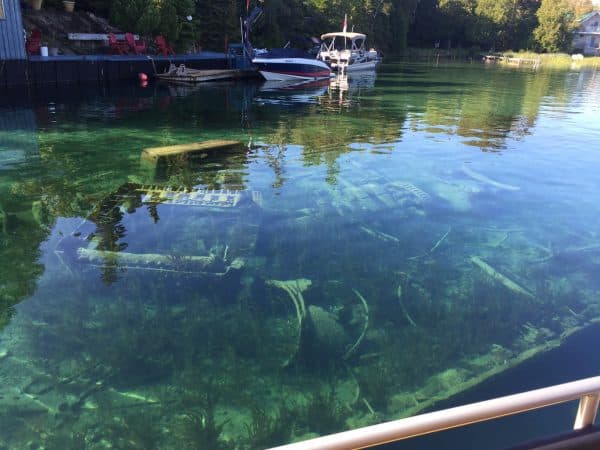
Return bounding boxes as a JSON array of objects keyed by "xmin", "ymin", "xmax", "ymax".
[
  {"xmin": 0, "ymin": 306, "xmax": 14, "ymax": 332},
  {"xmin": 78, "ymin": 0, "xmax": 111, "ymax": 16},
  {"xmin": 52, "ymin": 0, "xmax": 586, "ymax": 55},
  {"xmin": 411, "ymin": 0, "xmax": 541, "ymax": 51},
  {"xmin": 299, "ymin": 385, "xmax": 346, "ymax": 435},
  {"xmin": 110, "ymin": 0, "xmax": 195, "ymax": 47},
  {"xmin": 179, "ymin": 412, "xmax": 230, "ymax": 450},
  {"xmin": 195, "ymin": 0, "xmax": 240, "ymax": 51},
  {"xmin": 571, "ymin": 0, "xmax": 594, "ymax": 18},
  {"xmin": 243, "ymin": 405, "xmax": 293, "ymax": 449},
  {"xmin": 534, "ymin": 0, "xmax": 575, "ymax": 52},
  {"xmin": 44, "ymin": 0, "xmax": 65, "ymax": 8}
]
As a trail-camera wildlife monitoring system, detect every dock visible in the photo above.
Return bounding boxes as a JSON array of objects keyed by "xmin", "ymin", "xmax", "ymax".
[
  {"xmin": 502, "ymin": 56, "xmax": 541, "ymax": 68},
  {"xmin": 482, "ymin": 54, "xmax": 541, "ymax": 69},
  {"xmin": 1, "ymin": 52, "xmax": 258, "ymax": 88}
]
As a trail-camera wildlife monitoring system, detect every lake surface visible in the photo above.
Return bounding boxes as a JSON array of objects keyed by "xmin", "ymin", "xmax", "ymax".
[{"xmin": 1, "ymin": 63, "xmax": 599, "ymax": 449}]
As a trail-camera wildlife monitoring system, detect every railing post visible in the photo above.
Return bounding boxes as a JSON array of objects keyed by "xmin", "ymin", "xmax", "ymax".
[{"xmin": 574, "ymin": 393, "xmax": 600, "ymax": 430}]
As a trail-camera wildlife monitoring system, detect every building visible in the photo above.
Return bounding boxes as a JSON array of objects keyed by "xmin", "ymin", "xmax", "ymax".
[
  {"xmin": 0, "ymin": 0, "xmax": 27, "ymax": 87},
  {"xmin": 0, "ymin": 0, "xmax": 26, "ymax": 59},
  {"xmin": 573, "ymin": 11, "xmax": 600, "ymax": 55}
]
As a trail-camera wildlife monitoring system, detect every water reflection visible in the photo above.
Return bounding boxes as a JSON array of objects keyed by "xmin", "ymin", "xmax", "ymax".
[
  {"xmin": 254, "ymin": 79, "xmax": 330, "ymax": 106},
  {"xmin": 1, "ymin": 64, "xmax": 600, "ymax": 448},
  {"xmin": 325, "ymin": 71, "xmax": 377, "ymax": 109}
]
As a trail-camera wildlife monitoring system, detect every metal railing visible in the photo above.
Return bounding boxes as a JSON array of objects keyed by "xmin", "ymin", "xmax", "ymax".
[{"xmin": 268, "ymin": 376, "xmax": 600, "ymax": 450}]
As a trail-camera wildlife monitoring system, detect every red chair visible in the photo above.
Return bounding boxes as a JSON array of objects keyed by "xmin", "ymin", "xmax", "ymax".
[
  {"xmin": 155, "ymin": 35, "xmax": 175, "ymax": 56},
  {"xmin": 125, "ymin": 33, "xmax": 146, "ymax": 55},
  {"xmin": 107, "ymin": 32, "xmax": 128, "ymax": 55},
  {"xmin": 26, "ymin": 29, "xmax": 42, "ymax": 55}
]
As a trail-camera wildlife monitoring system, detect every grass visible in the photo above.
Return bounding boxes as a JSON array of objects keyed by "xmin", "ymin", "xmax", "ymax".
[
  {"xmin": 501, "ymin": 51, "xmax": 600, "ymax": 69},
  {"xmin": 403, "ymin": 47, "xmax": 600, "ymax": 69}
]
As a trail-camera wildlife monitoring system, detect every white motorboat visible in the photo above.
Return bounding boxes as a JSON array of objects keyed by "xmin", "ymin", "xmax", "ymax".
[
  {"xmin": 252, "ymin": 48, "xmax": 332, "ymax": 81},
  {"xmin": 317, "ymin": 32, "xmax": 380, "ymax": 73}
]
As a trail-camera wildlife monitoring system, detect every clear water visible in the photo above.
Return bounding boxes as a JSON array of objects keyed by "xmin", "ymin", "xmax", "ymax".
[{"xmin": 1, "ymin": 63, "xmax": 599, "ymax": 449}]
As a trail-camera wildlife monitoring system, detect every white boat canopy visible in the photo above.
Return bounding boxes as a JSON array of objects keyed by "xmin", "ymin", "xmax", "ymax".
[{"xmin": 320, "ymin": 32, "xmax": 367, "ymax": 40}]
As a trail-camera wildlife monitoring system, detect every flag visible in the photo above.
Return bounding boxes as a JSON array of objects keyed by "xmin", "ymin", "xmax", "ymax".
[{"xmin": 342, "ymin": 14, "xmax": 347, "ymax": 33}]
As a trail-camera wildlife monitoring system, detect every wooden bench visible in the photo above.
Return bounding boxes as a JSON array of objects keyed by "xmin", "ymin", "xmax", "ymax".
[
  {"xmin": 67, "ymin": 33, "xmax": 141, "ymax": 53},
  {"xmin": 67, "ymin": 33, "xmax": 139, "ymax": 42}
]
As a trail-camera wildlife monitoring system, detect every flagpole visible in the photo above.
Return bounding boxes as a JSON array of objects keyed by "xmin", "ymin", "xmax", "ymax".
[{"xmin": 343, "ymin": 14, "xmax": 347, "ymax": 50}]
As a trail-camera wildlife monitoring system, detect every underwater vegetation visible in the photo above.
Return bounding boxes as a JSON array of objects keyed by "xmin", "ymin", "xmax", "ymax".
[
  {"xmin": 243, "ymin": 405, "xmax": 293, "ymax": 449},
  {"xmin": 178, "ymin": 410, "xmax": 228, "ymax": 450},
  {"xmin": 299, "ymin": 385, "xmax": 348, "ymax": 436},
  {"xmin": 1, "ymin": 66, "xmax": 600, "ymax": 449}
]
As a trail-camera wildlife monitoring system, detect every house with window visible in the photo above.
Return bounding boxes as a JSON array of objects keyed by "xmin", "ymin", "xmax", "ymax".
[{"xmin": 573, "ymin": 11, "xmax": 600, "ymax": 55}]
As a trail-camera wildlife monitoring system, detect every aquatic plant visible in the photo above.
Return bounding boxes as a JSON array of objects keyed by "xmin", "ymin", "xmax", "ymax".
[
  {"xmin": 178, "ymin": 411, "xmax": 229, "ymax": 450},
  {"xmin": 0, "ymin": 305, "xmax": 14, "ymax": 332},
  {"xmin": 120, "ymin": 411, "xmax": 164, "ymax": 450},
  {"xmin": 298, "ymin": 385, "xmax": 346, "ymax": 436},
  {"xmin": 170, "ymin": 375, "xmax": 232, "ymax": 449},
  {"xmin": 243, "ymin": 404, "xmax": 294, "ymax": 449},
  {"xmin": 357, "ymin": 359, "xmax": 400, "ymax": 413},
  {"xmin": 42, "ymin": 431, "xmax": 86, "ymax": 450}
]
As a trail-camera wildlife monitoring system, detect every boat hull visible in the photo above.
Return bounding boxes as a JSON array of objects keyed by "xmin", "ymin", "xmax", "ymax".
[
  {"xmin": 252, "ymin": 57, "xmax": 331, "ymax": 81},
  {"xmin": 332, "ymin": 59, "xmax": 379, "ymax": 72}
]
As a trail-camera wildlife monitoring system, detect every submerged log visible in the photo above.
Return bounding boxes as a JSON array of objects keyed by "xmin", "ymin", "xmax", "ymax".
[
  {"xmin": 462, "ymin": 165, "xmax": 520, "ymax": 191},
  {"xmin": 470, "ymin": 255, "xmax": 534, "ymax": 299},
  {"xmin": 77, "ymin": 248, "xmax": 244, "ymax": 275},
  {"xmin": 78, "ymin": 248, "xmax": 216, "ymax": 267}
]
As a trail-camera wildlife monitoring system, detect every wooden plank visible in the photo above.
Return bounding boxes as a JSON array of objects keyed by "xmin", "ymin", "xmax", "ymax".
[{"xmin": 141, "ymin": 139, "xmax": 243, "ymax": 163}]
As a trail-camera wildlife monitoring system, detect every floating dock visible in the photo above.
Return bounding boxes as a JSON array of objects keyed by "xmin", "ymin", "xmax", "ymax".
[
  {"xmin": 155, "ymin": 65, "xmax": 256, "ymax": 84},
  {"xmin": 0, "ymin": 53, "xmax": 260, "ymax": 88}
]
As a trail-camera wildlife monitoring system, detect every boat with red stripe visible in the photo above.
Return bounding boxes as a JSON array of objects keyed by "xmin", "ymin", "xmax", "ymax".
[{"xmin": 252, "ymin": 48, "xmax": 332, "ymax": 81}]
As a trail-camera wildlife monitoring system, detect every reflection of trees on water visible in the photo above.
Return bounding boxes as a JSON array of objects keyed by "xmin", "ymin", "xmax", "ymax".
[
  {"xmin": 256, "ymin": 77, "xmax": 404, "ymax": 186},
  {"xmin": 87, "ymin": 186, "xmax": 147, "ymax": 285},
  {"xmin": 0, "ymin": 198, "xmax": 46, "ymax": 329},
  {"xmin": 0, "ymin": 66, "xmax": 594, "ymax": 331},
  {"xmin": 0, "ymin": 108, "xmax": 47, "ymax": 333},
  {"xmin": 263, "ymin": 144, "xmax": 287, "ymax": 189},
  {"xmin": 411, "ymin": 65, "xmax": 573, "ymax": 151}
]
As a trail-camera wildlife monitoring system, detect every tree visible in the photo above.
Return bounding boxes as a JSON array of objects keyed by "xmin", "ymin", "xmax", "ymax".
[
  {"xmin": 110, "ymin": 0, "xmax": 195, "ymax": 46},
  {"xmin": 195, "ymin": 0, "xmax": 239, "ymax": 51},
  {"xmin": 534, "ymin": 0, "xmax": 575, "ymax": 52},
  {"xmin": 472, "ymin": 0, "xmax": 540, "ymax": 50},
  {"xmin": 438, "ymin": 0, "xmax": 477, "ymax": 48},
  {"xmin": 569, "ymin": 0, "xmax": 593, "ymax": 19}
]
